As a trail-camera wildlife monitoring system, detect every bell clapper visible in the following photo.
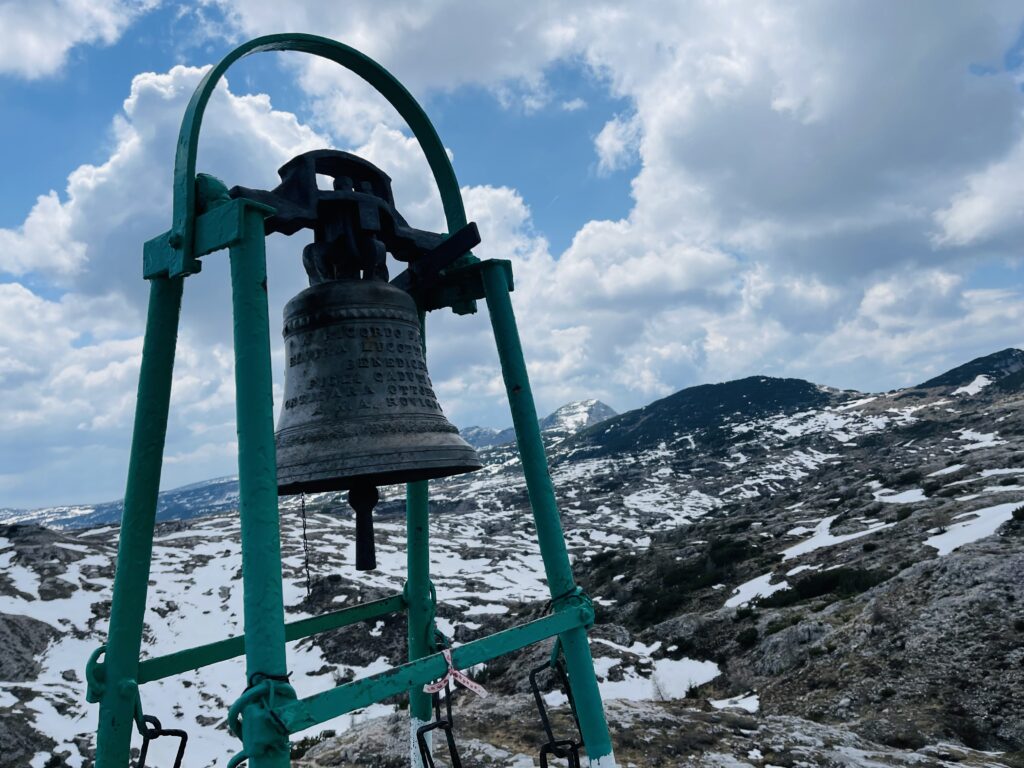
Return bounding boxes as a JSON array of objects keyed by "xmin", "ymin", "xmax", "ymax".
[{"xmin": 349, "ymin": 484, "xmax": 380, "ymax": 571}]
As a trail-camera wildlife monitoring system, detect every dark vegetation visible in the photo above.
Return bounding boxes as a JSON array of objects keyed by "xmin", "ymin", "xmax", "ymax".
[
  {"xmin": 585, "ymin": 537, "xmax": 759, "ymax": 627},
  {"xmin": 754, "ymin": 567, "xmax": 889, "ymax": 609}
]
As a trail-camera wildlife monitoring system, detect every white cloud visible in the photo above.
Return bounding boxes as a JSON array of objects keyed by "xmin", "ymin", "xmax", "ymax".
[
  {"xmin": 7, "ymin": 2, "xmax": 1024, "ymax": 506},
  {"xmin": 0, "ymin": 191, "xmax": 86, "ymax": 276},
  {"xmin": 0, "ymin": 0, "xmax": 156, "ymax": 79},
  {"xmin": 594, "ymin": 113, "xmax": 641, "ymax": 174},
  {"xmin": 933, "ymin": 124, "xmax": 1024, "ymax": 247},
  {"xmin": 0, "ymin": 64, "xmax": 328, "ymax": 506}
]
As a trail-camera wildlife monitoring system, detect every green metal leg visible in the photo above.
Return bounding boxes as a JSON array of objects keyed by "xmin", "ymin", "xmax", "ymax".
[
  {"xmin": 95, "ymin": 276, "xmax": 184, "ymax": 767},
  {"xmin": 481, "ymin": 263, "xmax": 618, "ymax": 768},
  {"xmin": 408, "ymin": 310, "xmax": 435, "ymax": 766},
  {"xmin": 228, "ymin": 209, "xmax": 293, "ymax": 767},
  {"xmin": 406, "ymin": 478, "xmax": 433, "ymax": 766}
]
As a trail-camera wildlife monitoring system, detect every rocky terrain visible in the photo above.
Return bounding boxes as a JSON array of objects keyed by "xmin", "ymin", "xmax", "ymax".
[{"xmin": 3, "ymin": 349, "xmax": 1024, "ymax": 767}]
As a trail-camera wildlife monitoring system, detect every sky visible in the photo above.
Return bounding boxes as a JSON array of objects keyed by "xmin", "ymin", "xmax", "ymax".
[{"xmin": 2, "ymin": 1, "xmax": 1024, "ymax": 508}]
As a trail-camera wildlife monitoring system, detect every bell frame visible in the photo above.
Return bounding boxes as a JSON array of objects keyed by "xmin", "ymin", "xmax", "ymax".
[{"xmin": 84, "ymin": 33, "xmax": 618, "ymax": 768}]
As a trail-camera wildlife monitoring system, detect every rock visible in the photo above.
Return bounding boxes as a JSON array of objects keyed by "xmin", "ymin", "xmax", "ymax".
[{"xmin": 0, "ymin": 613, "xmax": 56, "ymax": 681}]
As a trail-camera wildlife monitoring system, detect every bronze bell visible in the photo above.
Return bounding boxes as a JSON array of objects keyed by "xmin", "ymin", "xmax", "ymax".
[
  {"xmin": 230, "ymin": 149, "xmax": 483, "ymax": 570},
  {"xmin": 275, "ymin": 277, "xmax": 481, "ymax": 493}
]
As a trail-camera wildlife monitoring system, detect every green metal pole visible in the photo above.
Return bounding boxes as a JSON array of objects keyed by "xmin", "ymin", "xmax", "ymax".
[
  {"xmin": 229, "ymin": 208, "xmax": 293, "ymax": 767},
  {"xmin": 95, "ymin": 275, "xmax": 184, "ymax": 767},
  {"xmin": 407, "ymin": 309, "xmax": 434, "ymax": 766},
  {"xmin": 480, "ymin": 263, "xmax": 618, "ymax": 768},
  {"xmin": 406, "ymin": 478, "xmax": 433, "ymax": 766}
]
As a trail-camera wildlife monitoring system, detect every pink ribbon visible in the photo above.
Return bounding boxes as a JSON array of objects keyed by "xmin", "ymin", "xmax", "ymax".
[{"xmin": 423, "ymin": 648, "xmax": 489, "ymax": 698}]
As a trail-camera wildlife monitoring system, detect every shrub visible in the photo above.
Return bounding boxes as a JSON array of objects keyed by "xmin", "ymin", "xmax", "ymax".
[
  {"xmin": 862, "ymin": 541, "xmax": 878, "ymax": 552},
  {"xmin": 291, "ymin": 730, "xmax": 337, "ymax": 759},
  {"xmin": 755, "ymin": 568, "xmax": 889, "ymax": 608},
  {"xmin": 735, "ymin": 627, "xmax": 759, "ymax": 649},
  {"xmin": 1012, "ymin": 505, "xmax": 1024, "ymax": 522},
  {"xmin": 734, "ymin": 605, "xmax": 757, "ymax": 622},
  {"xmin": 765, "ymin": 614, "xmax": 802, "ymax": 636}
]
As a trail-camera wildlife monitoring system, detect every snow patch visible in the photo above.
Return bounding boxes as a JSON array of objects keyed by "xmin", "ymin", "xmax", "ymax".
[
  {"xmin": 873, "ymin": 488, "xmax": 926, "ymax": 504},
  {"xmin": 925, "ymin": 502, "xmax": 1020, "ymax": 556},
  {"xmin": 710, "ymin": 692, "xmax": 760, "ymax": 713},
  {"xmin": 725, "ymin": 572, "xmax": 788, "ymax": 607},
  {"xmin": 953, "ymin": 375, "xmax": 993, "ymax": 396}
]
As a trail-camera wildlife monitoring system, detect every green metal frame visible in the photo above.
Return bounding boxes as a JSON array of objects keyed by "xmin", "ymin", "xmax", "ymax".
[{"xmin": 89, "ymin": 33, "xmax": 617, "ymax": 768}]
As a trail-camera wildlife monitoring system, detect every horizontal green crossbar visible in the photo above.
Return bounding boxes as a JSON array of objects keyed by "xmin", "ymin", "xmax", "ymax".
[
  {"xmin": 137, "ymin": 593, "xmax": 406, "ymax": 683},
  {"xmin": 273, "ymin": 606, "xmax": 591, "ymax": 733},
  {"xmin": 143, "ymin": 196, "xmax": 275, "ymax": 279}
]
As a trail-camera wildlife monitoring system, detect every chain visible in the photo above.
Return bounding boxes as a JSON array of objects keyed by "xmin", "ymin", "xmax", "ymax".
[{"xmin": 300, "ymin": 493, "xmax": 312, "ymax": 598}]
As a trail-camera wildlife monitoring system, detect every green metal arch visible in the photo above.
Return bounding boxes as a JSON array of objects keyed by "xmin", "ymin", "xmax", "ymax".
[{"xmin": 172, "ymin": 32, "xmax": 468, "ymax": 268}]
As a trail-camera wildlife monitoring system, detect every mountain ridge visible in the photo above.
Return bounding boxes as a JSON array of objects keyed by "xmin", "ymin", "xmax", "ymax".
[
  {"xmin": 6, "ymin": 349, "xmax": 1021, "ymax": 529},
  {"xmin": 5, "ymin": 346, "xmax": 1024, "ymax": 765}
]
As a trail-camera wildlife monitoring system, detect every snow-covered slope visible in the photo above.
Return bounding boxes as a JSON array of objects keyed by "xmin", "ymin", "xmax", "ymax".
[{"xmin": 6, "ymin": 349, "xmax": 1024, "ymax": 767}]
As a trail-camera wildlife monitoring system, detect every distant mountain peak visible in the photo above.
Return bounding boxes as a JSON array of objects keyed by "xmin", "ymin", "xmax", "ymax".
[
  {"xmin": 460, "ymin": 399, "xmax": 618, "ymax": 449},
  {"xmin": 539, "ymin": 400, "xmax": 618, "ymax": 433},
  {"xmin": 916, "ymin": 348, "xmax": 1024, "ymax": 390}
]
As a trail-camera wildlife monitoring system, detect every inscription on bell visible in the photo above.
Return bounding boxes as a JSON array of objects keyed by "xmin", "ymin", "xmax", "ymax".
[
  {"xmin": 283, "ymin": 321, "xmax": 442, "ymax": 415},
  {"xmin": 274, "ymin": 278, "xmax": 481, "ymax": 494}
]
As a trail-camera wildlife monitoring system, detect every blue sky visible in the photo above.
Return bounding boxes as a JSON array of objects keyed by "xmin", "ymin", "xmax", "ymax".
[{"xmin": 2, "ymin": 1, "xmax": 1024, "ymax": 508}]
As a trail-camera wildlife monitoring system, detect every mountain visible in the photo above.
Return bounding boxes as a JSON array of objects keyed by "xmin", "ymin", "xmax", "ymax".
[
  {"xmin": 916, "ymin": 348, "xmax": 1024, "ymax": 391},
  {"xmin": 460, "ymin": 399, "xmax": 617, "ymax": 449},
  {"xmin": 6, "ymin": 351, "xmax": 1024, "ymax": 767},
  {"xmin": 458, "ymin": 425, "xmax": 503, "ymax": 448},
  {"xmin": 538, "ymin": 398, "xmax": 618, "ymax": 433},
  {"xmin": 0, "ymin": 402, "xmax": 618, "ymax": 530},
  {"xmin": 571, "ymin": 375, "xmax": 833, "ymax": 454},
  {"xmin": 0, "ymin": 476, "xmax": 242, "ymax": 530}
]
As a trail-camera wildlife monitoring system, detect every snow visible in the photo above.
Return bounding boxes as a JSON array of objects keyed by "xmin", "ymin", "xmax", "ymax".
[
  {"xmin": 464, "ymin": 604, "xmax": 510, "ymax": 615},
  {"xmin": 591, "ymin": 654, "xmax": 719, "ymax": 702},
  {"xmin": 786, "ymin": 564, "xmax": 819, "ymax": 577},
  {"xmin": 652, "ymin": 657, "xmax": 720, "ymax": 699},
  {"xmin": 837, "ymin": 396, "xmax": 877, "ymax": 410},
  {"xmin": 781, "ymin": 515, "xmax": 894, "ymax": 561},
  {"xmin": 929, "ymin": 464, "xmax": 965, "ymax": 477},
  {"xmin": 873, "ymin": 488, "xmax": 927, "ymax": 504},
  {"xmin": 957, "ymin": 429, "xmax": 1006, "ymax": 450},
  {"xmin": 710, "ymin": 692, "xmax": 760, "ymax": 713},
  {"xmin": 725, "ymin": 572, "xmax": 789, "ymax": 607},
  {"xmin": 925, "ymin": 502, "xmax": 1020, "ymax": 556},
  {"xmin": 953, "ymin": 375, "xmax": 993, "ymax": 396},
  {"xmin": 980, "ymin": 467, "xmax": 1020, "ymax": 477}
]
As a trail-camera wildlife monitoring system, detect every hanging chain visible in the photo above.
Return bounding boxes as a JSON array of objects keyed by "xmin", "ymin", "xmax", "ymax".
[{"xmin": 300, "ymin": 493, "xmax": 312, "ymax": 598}]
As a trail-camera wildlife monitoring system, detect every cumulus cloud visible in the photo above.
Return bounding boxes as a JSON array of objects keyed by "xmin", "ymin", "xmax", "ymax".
[
  {"xmin": 0, "ymin": 0, "xmax": 156, "ymax": 79},
  {"xmin": 6, "ymin": 2, "xmax": 1024, "ymax": 506},
  {"xmin": 0, "ymin": 65, "xmax": 327, "ymax": 506},
  {"xmin": 933, "ymin": 126, "xmax": 1024, "ymax": 247},
  {"xmin": 594, "ymin": 113, "xmax": 641, "ymax": 174}
]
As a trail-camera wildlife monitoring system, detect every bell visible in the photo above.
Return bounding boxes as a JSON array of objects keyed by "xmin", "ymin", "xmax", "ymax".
[
  {"xmin": 230, "ymin": 148, "xmax": 483, "ymax": 570},
  {"xmin": 276, "ymin": 278, "xmax": 482, "ymax": 568}
]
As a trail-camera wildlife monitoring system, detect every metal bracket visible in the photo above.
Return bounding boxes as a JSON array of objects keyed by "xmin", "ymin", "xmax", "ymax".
[
  {"xmin": 84, "ymin": 645, "xmax": 107, "ymax": 703},
  {"xmin": 417, "ymin": 258, "xmax": 514, "ymax": 313},
  {"xmin": 549, "ymin": 586, "xmax": 596, "ymax": 627},
  {"xmin": 143, "ymin": 193, "xmax": 275, "ymax": 280}
]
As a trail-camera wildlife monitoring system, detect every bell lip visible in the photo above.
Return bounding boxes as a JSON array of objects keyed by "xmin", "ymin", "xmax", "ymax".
[{"xmin": 276, "ymin": 460, "xmax": 482, "ymax": 497}]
